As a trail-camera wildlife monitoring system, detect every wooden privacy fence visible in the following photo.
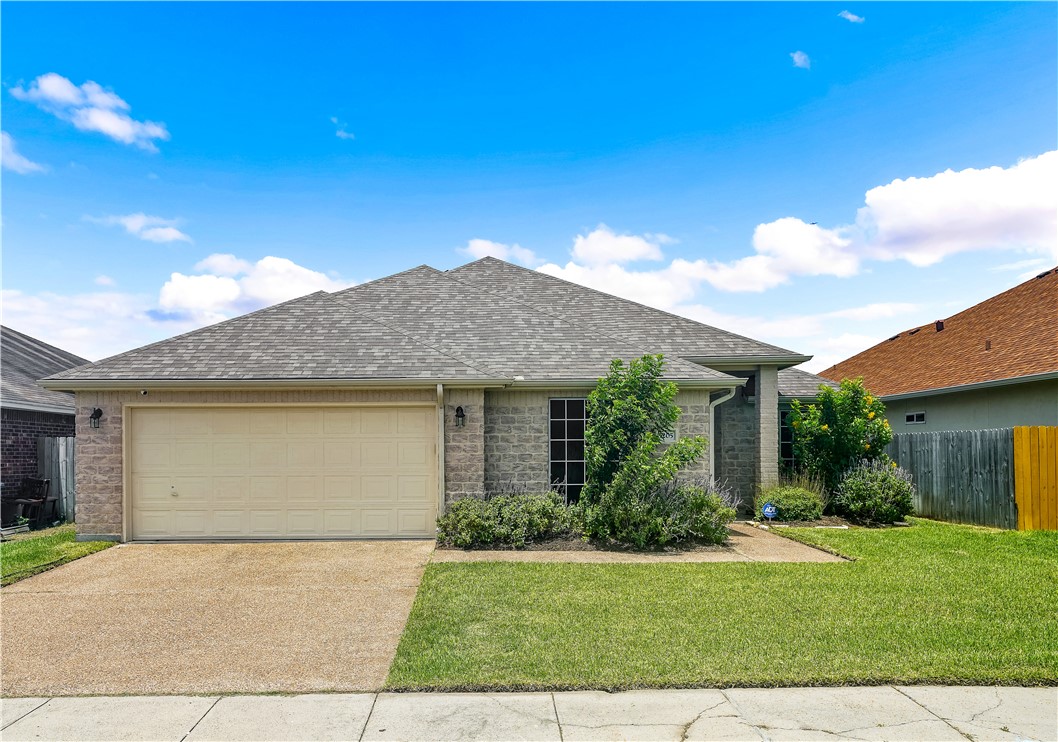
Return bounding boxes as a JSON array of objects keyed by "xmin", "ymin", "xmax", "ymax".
[
  {"xmin": 1014, "ymin": 426, "xmax": 1058, "ymax": 530},
  {"xmin": 37, "ymin": 436, "xmax": 76, "ymax": 522},
  {"xmin": 886, "ymin": 427, "xmax": 1058, "ymax": 530}
]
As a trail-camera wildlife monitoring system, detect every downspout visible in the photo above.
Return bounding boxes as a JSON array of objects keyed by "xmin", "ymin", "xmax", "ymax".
[
  {"xmin": 436, "ymin": 383, "xmax": 446, "ymax": 516},
  {"xmin": 708, "ymin": 387, "xmax": 738, "ymax": 482}
]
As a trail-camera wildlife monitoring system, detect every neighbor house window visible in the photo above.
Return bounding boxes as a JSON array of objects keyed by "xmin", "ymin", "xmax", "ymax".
[
  {"xmin": 549, "ymin": 398, "xmax": 586, "ymax": 503},
  {"xmin": 905, "ymin": 411, "xmax": 926, "ymax": 424}
]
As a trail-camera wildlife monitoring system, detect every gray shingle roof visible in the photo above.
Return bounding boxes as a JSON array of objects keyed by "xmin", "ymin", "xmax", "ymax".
[
  {"xmin": 333, "ymin": 267, "xmax": 730, "ymax": 383},
  {"xmin": 777, "ymin": 367, "xmax": 839, "ymax": 400},
  {"xmin": 44, "ymin": 257, "xmax": 812, "ymax": 387},
  {"xmin": 1, "ymin": 326, "xmax": 89, "ymax": 412},
  {"xmin": 47, "ymin": 292, "xmax": 496, "ymax": 382},
  {"xmin": 448, "ymin": 257, "xmax": 805, "ymax": 360}
]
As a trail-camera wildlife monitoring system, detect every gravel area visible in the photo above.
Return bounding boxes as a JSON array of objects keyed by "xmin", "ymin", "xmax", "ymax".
[
  {"xmin": 431, "ymin": 524, "xmax": 845, "ymax": 564},
  {"xmin": 1, "ymin": 541, "xmax": 434, "ymax": 697}
]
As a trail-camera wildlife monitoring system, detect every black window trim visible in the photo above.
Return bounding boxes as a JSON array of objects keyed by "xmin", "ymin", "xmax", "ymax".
[{"xmin": 548, "ymin": 397, "xmax": 587, "ymax": 503}]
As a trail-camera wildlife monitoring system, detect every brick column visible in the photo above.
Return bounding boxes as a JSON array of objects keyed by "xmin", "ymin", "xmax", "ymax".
[
  {"xmin": 443, "ymin": 388, "xmax": 485, "ymax": 502},
  {"xmin": 755, "ymin": 365, "xmax": 779, "ymax": 490}
]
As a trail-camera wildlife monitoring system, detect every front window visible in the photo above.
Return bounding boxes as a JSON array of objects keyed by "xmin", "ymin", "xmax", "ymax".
[
  {"xmin": 549, "ymin": 398, "xmax": 586, "ymax": 502},
  {"xmin": 779, "ymin": 410, "xmax": 795, "ymax": 470}
]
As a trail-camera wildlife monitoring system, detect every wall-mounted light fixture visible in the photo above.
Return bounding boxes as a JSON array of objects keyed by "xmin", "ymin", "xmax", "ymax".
[
  {"xmin": 89, "ymin": 408, "xmax": 103, "ymax": 429},
  {"xmin": 454, "ymin": 406, "xmax": 466, "ymax": 428}
]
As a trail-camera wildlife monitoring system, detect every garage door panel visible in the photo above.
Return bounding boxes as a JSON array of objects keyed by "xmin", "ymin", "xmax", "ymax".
[
  {"xmin": 213, "ymin": 510, "xmax": 247, "ymax": 536},
  {"xmin": 175, "ymin": 442, "xmax": 210, "ymax": 467},
  {"xmin": 324, "ymin": 476, "xmax": 359, "ymax": 503},
  {"xmin": 249, "ymin": 510, "xmax": 284, "ymax": 536},
  {"xmin": 131, "ymin": 406, "xmax": 437, "ymax": 540},
  {"xmin": 362, "ymin": 509, "xmax": 394, "ymax": 535},
  {"xmin": 398, "ymin": 510, "xmax": 431, "ymax": 535},
  {"xmin": 212, "ymin": 476, "xmax": 248, "ymax": 503},
  {"xmin": 213, "ymin": 442, "xmax": 250, "ymax": 468}
]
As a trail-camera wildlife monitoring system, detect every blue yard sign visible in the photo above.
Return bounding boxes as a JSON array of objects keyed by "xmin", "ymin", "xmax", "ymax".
[{"xmin": 762, "ymin": 502, "xmax": 777, "ymax": 521}]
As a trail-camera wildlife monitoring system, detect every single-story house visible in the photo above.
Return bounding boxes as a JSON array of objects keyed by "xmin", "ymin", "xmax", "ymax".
[
  {"xmin": 42, "ymin": 257, "xmax": 832, "ymax": 542},
  {"xmin": 820, "ymin": 266, "xmax": 1058, "ymax": 433},
  {"xmin": 1, "ymin": 326, "xmax": 89, "ymax": 491}
]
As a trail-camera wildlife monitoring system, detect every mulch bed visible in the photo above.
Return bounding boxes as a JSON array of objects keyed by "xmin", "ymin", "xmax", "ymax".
[
  {"xmin": 436, "ymin": 534, "xmax": 730, "ymax": 554},
  {"xmin": 761, "ymin": 515, "xmax": 857, "ymax": 528}
]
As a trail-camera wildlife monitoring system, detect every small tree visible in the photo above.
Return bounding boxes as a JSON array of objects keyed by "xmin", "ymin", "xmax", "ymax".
[
  {"xmin": 582, "ymin": 354, "xmax": 700, "ymax": 505},
  {"xmin": 580, "ymin": 355, "xmax": 725, "ymax": 547},
  {"xmin": 788, "ymin": 377, "xmax": 892, "ymax": 492}
]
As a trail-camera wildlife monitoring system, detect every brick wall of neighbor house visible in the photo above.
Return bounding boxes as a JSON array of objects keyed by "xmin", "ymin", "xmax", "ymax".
[
  {"xmin": 444, "ymin": 388, "xmax": 485, "ymax": 501},
  {"xmin": 482, "ymin": 387, "xmax": 713, "ymax": 495},
  {"xmin": 72, "ymin": 388, "xmax": 438, "ymax": 540},
  {"xmin": 1, "ymin": 408, "xmax": 76, "ymax": 490},
  {"xmin": 714, "ymin": 395, "xmax": 758, "ymax": 512}
]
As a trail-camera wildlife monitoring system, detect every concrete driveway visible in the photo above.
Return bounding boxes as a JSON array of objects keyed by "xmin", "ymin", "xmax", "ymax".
[{"xmin": 1, "ymin": 541, "xmax": 434, "ymax": 697}]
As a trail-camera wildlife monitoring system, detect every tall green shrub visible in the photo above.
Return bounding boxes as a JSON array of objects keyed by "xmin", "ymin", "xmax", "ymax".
[{"xmin": 788, "ymin": 377, "xmax": 893, "ymax": 492}]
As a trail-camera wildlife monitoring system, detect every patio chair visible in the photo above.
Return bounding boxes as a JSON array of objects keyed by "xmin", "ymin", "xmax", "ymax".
[{"xmin": 10, "ymin": 478, "xmax": 54, "ymax": 529}]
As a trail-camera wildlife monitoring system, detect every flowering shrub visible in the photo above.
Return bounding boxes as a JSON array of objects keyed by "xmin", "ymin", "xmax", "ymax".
[
  {"xmin": 834, "ymin": 460, "xmax": 915, "ymax": 524},
  {"xmin": 788, "ymin": 378, "xmax": 893, "ymax": 492}
]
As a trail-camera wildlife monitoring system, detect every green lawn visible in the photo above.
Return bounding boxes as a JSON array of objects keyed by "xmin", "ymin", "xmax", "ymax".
[
  {"xmin": 1, "ymin": 525, "xmax": 114, "ymax": 586},
  {"xmin": 388, "ymin": 518, "xmax": 1058, "ymax": 690}
]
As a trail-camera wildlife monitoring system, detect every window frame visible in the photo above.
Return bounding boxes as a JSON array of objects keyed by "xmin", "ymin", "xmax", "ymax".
[
  {"xmin": 548, "ymin": 397, "xmax": 587, "ymax": 503},
  {"xmin": 905, "ymin": 411, "xmax": 926, "ymax": 425}
]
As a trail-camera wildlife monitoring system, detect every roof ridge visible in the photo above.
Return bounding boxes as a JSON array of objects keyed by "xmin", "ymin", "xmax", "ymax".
[
  {"xmin": 449, "ymin": 258, "xmax": 802, "ymax": 358},
  {"xmin": 436, "ymin": 267, "xmax": 732, "ymax": 381},
  {"xmin": 44, "ymin": 291, "xmax": 335, "ymax": 381},
  {"xmin": 326, "ymin": 291, "xmax": 508, "ymax": 380},
  {"xmin": 1, "ymin": 325, "xmax": 90, "ymax": 367},
  {"xmin": 333, "ymin": 264, "xmax": 441, "ymax": 297}
]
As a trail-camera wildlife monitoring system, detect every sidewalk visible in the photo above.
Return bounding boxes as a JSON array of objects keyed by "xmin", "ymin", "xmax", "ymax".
[{"xmin": 2, "ymin": 686, "xmax": 1055, "ymax": 741}]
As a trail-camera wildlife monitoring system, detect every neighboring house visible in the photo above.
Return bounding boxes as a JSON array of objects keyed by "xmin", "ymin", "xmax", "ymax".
[
  {"xmin": 1, "ymin": 326, "xmax": 90, "ymax": 490},
  {"xmin": 820, "ymin": 267, "xmax": 1058, "ymax": 434},
  {"xmin": 42, "ymin": 257, "xmax": 831, "ymax": 542}
]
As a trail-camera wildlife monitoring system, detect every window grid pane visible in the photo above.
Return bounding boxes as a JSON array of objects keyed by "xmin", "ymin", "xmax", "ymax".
[{"xmin": 549, "ymin": 397, "xmax": 588, "ymax": 503}]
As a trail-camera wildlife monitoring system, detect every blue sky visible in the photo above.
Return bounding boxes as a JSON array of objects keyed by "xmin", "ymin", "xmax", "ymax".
[{"xmin": 3, "ymin": 2, "xmax": 1056, "ymax": 370}]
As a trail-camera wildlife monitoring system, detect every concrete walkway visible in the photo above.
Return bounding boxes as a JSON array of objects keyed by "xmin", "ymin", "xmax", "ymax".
[
  {"xmin": 432, "ymin": 524, "xmax": 844, "ymax": 564},
  {"xmin": 2, "ymin": 687, "xmax": 1054, "ymax": 741}
]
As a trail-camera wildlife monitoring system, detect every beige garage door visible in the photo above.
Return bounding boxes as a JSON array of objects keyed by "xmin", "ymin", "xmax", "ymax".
[{"xmin": 129, "ymin": 406, "xmax": 437, "ymax": 540}]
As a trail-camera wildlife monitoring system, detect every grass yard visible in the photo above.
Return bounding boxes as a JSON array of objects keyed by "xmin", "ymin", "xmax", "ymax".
[
  {"xmin": 1, "ymin": 525, "xmax": 114, "ymax": 586},
  {"xmin": 388, "ymin": 518, "xmax": 1058, "ymax": 690}
]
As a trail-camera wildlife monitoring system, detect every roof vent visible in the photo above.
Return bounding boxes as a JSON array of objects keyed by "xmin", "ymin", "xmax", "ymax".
[
  {"xmin": 935, "ymin": 320, "xmax": 945, "ymax": 332},
  {"xmin": 908, "ymin": 328, "xmax": 920, "ymax": 336},
  {"xmin": 886, "ymin": 334, "xmax": 899, "ymax": 342},
  {"xmin": 985, "ymin": 339, "xmax": 992, "ymax": 351},
  {"xmin": 1036, "ymin": 269, "xmax": 1053, "ymax": 279}
]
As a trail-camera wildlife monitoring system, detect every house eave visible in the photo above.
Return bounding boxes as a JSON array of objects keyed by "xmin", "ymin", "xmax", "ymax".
[
  {"xmin": 1, "ymin": 400, "xmax": 77, "ymax": 415},
  {"xmin": 503, "ymin": 377, "xmax": 747, "ymax": 390},
  {"xmin": 879, "ymin": 371, "xmax": 1058, "ymax": 402},
  {"xmin": 38, "ymin": 377, "xmax": 511, "ymax": 392},
  {"xmin": 685, "ymin": 355, "xmax": 813, "ymax": 370}
]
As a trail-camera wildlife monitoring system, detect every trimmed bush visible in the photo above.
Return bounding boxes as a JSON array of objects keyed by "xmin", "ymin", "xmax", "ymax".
[
  {"xmin": 834, "ymin": 460, "xmax": 915, "ymax": 524},
  {"xmin": 436, "ymin": 492, "xmax": 575, "ymax": 548},
  {"xmin": 755, "ymin": 486, "xmax": 824, "ymax": 522}
]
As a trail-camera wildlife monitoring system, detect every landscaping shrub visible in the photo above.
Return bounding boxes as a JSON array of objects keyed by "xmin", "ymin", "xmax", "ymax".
[
  {"xmin": 834, "ymin": 460, "xmax": 915, "ymax": 524},
  {"xmin": 579, "ymin": 478, "xmax": 736, "ymax": 548},
  {"xmin": 755, "ymin": 485, "xmax": 824, "ymax": 521},
  {"xmin": 788, "ymin": 378, "xmax": 893, "ymax": 492},
  {"xmin": 436, "ymin": 492, "xmax": 575, "ymax": 548}
]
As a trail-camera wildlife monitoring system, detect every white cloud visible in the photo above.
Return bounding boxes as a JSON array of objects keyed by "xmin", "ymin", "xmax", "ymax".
[
  {"xmin": 1, "ymin": 131, "xmax": 47, "ymax": 174},
  {"xmin": 460, "ymin": 238, "xmax": 540, "ymax": 267},
  {"xmin": 330, "ymin": 116, "xmax": 355, "ymax": 140},
  {"xmin": 838, "ymin": 10, "xmax": 865, "ymax": 23},
  {"xmin": 791, "ymin": 51, "xmax": 811, "ymax": 69},
  {"xmin": 3, "ymin": 255, "xmax": 354, "ymax": 360},
  {"xmin": 571, "ymin": 224, "xmax": 671, "ymax": 266},
  {"xmin": 856, "ymin": 151, "xmax": 1058, "ymax": 266},
  {"xmin": 90, "ymin": 213, "xmax": 192, "ymax": 244},
  {"xmin": 159, "ymin": 254, "xmax": 353, "ymax": 324},
  {"xmin": 10, "ymin": 73, "xmax": 169, "ymax": 151},
  {"xmin": 94, "ymin": 275, "xmax": 116, "ymax": 286}
]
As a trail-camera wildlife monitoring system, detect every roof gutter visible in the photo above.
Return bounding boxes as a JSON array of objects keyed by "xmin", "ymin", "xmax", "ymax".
[
  {"xmin": 1, "ymin": 400, "xmax": 77, "ymax": 415},
  {"xmin": 38, "ymin": 378, "xmax": 512, "ymax": 392},
  {"xmin": 879, "ymin": 371, "xmax": 1058, "ymax": 402}
]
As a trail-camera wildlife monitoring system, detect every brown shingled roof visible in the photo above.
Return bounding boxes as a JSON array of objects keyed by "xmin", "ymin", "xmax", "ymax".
[{"xmin": 820, "ymin": 267, "xmax": 1058, "ymax": 396}]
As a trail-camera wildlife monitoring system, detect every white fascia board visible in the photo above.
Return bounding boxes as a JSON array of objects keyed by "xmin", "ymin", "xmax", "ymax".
[
  {"xmin": 1, "ymin": 400, "xmax": 76, "ymax": 415},
  {"xmin": 684, "ymin": 355, "xmax": 813, "ymax": 370}
]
